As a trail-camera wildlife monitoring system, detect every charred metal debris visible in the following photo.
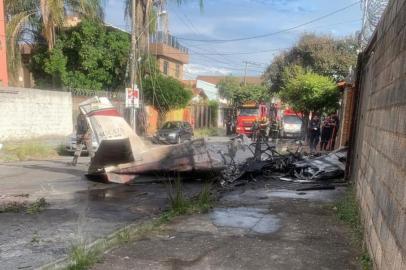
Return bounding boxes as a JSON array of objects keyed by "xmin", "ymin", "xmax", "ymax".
[{"xmin": 80, "ymin": 97, "xmax": 347, "ymax": 188}]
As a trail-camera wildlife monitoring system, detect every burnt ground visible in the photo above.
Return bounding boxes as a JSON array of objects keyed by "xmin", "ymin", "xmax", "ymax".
[{"xmin": 92, "ymin": 179, "xmax": 361, "ymax": 270}]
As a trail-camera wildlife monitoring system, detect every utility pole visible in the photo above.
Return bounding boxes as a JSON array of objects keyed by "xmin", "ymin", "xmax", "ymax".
[
  {"xmin": 0, "ymin": 0, "xmax": 9, "ymax": 87},
  {"xmin": 243, "ymin": 61, "xmax": 248, "ymax": 86},
  {"xmin": 130, "ymin": 0, "xmax": 138, "ymax": 132}
]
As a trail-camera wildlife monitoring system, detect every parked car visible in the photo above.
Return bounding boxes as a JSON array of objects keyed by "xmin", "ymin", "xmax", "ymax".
[
  {"xmin": 155, "ymin": 121, "xmax": 193, "ymax": 144},
  {"xmin": 65, "ymin": 133, "xmax": 99, "ymax": 154},
  {"xmin": 280, "ymin": 115, "xmax": 303, "ymax": 138}
]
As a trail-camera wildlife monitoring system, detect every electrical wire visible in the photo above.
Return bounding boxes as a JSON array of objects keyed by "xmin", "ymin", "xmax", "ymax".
[{"xmin": 174, "ymin": 1, "xmax": 361, "ymax": 43}]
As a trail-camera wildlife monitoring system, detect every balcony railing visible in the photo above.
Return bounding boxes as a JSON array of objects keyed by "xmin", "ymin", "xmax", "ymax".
[{"xmin": 150, "ymin": 31, "xmax": 189, "ymax": 54}]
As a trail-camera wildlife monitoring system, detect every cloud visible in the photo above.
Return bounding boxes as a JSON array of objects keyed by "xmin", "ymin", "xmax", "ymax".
[{"xmin": 184, "ymin": 64, "xmax": 232, "ymax": 78}]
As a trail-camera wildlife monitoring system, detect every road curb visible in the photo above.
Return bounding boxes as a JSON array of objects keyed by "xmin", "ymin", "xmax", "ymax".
[{"xmin": 39, "ymin": 217, "xmax": 160, "ymax": 270}]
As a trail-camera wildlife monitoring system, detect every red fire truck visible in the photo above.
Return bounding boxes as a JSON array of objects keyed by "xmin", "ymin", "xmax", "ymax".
[{"xmin": 235, "ymin": 101, "xmax": 269, "ymax": 137}]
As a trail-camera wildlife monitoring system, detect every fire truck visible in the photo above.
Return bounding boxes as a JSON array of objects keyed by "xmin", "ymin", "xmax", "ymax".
[{"xmin": 235, "ymin": 101, "xmax": 269, "ymax": 137}]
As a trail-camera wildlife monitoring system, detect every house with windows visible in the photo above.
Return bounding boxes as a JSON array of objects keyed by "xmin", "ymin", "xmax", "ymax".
[
  {"xmin": 149, "ymin": 31, "xmax": 189, "ymax": 80},
  {"xmin": 195, "ymin": 76, "xmax": 264, "ymax": 127}
]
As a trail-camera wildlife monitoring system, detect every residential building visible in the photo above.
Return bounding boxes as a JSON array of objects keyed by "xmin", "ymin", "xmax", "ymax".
[
  {"xmin": 195, "ymin": 76, "xmax": 264, "ymax": 127},
  {"xmin": 149, "ymin": 31, "xmax": 189, "ymax": 80}
]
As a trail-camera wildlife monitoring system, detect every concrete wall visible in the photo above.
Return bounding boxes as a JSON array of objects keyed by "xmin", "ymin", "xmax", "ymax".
[
  {"xmin": 0, "ymin": 87, "xmax": 73, "ymax": 140},
  {"xmin": 351, "ymin": 0, "xmax": 406, "ymax": 269}
]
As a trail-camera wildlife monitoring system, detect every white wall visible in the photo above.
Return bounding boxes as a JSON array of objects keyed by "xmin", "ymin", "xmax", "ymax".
[
  {"xmin": 0, "ymin": 87, "xmax": 73, "ymax": 140},
  {"xmin": 196, "ymin": 80, "xmax": 219, "ymax": 100}
]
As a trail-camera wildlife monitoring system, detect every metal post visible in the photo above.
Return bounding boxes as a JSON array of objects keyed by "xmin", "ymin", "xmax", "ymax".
[
  {"xmin": 130, "ymin": 0, "xmax": 138, "ymax": 132},
  {"xmin": 243, "ymin": 61, "xmax": 248, "ymax": 86}
]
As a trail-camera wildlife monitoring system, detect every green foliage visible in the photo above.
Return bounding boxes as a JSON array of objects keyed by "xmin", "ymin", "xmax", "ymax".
[
  {"xmin": 26, "ymin": 198, "xmax": 49, "ymax": 214},
  {"xmin": 1, "ymin": 141, "xmax": 57, "ymax": 161},
  {"xmin": 208, "ymin": 100, "xmax": 219, "ymax": 126},
  {"xmin": 67, "ymin": 245, "xmax": 101, "ymax": 270},
  {"xmin": 168, "ymin": 178, "xmax": 189, "ymax": 215},
  {"xmin": 0, "ymin": 197, "xmax": 48, "ymax": 214},
  {"xmin": 167, "ymin": 178, "xmax": 214, "ymax": 216},
  {"xmin": 279, "ymin": 66, "xmax": 339, "ymax": 114},
  {"xmin": 194, "ymin": 128, "xmax": 219, "ymax": 138},
  {"xmin": 143, "ymin": 74, "xmax": 192, "ymax": 114},
  {"xmin": 217, "ymin": 76, "xmax": 268, "ymax": 107},
  {"xmin": 264, "ymin": 33, "xmax": 359, "ymax": 93},
  {"xmin": 31, "ymin": 19, "xmax": 131, "ymax": 91}
]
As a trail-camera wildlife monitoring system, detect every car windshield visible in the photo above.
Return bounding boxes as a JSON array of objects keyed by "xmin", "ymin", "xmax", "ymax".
[
  {"xmin": 239, "ymin": 108, "xmax": 259, "ymax": 116},
  {"xmin": 162, "ymin": 122, "xmax": 181, "ymax": 129},
  {"xmin": 283, "ymin": 116, "xmax": 302, "ymax": 125}
]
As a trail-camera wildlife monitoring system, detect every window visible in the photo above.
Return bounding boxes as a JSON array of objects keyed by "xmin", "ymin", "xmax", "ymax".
[
  {"xmin": 175, "ymin": 64, "xmax": 180, "ymax": 78},
  {"xmin": 163, "ymin": 61, "xmax": 169, "ymax": 75},
  {"xmin": 239, "ymin": 108, "xmax": 259, "ymax": 116}
]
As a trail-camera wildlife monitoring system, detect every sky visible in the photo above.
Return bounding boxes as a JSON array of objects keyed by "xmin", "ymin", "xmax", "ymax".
[{"xmin": 105, "ymin": 0, "xmax": 363, "ymax": 79}]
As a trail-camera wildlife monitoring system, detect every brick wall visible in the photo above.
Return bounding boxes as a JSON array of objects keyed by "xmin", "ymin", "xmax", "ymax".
[
  {"xmin": 0, "ymin": 87, "xmax": 72, "ymax": 140},
  {"xmin": 351, "ymin": 0, "xmax": 406, "ymax": 269}
]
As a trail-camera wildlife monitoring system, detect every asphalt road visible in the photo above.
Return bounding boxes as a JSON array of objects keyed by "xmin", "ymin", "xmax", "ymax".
[{"xmin": 0, "ymin": 156, "xmax": 206, "ymax": 270}]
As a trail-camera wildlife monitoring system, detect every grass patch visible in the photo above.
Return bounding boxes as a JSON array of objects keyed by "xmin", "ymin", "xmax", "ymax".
[
  {"xmin": 0, "ymin": 141, "xmax": 57, "ymax": 161},
  {"xmin": 194, "ymin": 128, "xmax": 219, "ymax": 138},
  {"xmin": 0, "ymin": 198, "xmax": 48, "ymax": 214},
  {"xmin": 167, "ymin": 179, "xmax": 214, "ymax": 216},
  {"xmin": 26, "ymin": 198, "xmax": 49, "ymax": 214},
  {"xmin": 0, "ymin": 201, "xmax": 26, "ymax": 213},
  {"xmin": 335, "ymin": 185, "xmax": 372, "ymax": 270},
  {"xmin": 66, "ymin": 245, "xmax": 101, "ymax": 270}
]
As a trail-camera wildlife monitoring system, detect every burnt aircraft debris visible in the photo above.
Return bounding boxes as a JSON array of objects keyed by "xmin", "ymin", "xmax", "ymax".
[
  {"xmin": 80, "ymin": 97, "xmax": 224, "ymax": 183},
  {"xmin": 217, "ymin": 135, "xmax": 348, "ymax": 186},
  {"xmin": 79, "ymin": 97, "xmax": 347, "ymax": 186}
]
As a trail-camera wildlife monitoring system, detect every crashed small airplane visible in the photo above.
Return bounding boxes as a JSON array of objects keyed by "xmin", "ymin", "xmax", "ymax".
[{"xmin": 80, "ymin": 97, "xmax": 223, "ymax": 183}]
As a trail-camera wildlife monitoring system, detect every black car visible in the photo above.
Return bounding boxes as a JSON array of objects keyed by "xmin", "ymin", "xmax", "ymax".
[{"xmin": 155, "ymin": 121, "xmax": 194, "ymax": 144}]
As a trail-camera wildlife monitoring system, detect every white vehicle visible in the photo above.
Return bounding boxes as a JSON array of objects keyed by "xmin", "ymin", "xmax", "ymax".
[
  {"xmin": 280, "ymin": 115, "xmax": 303, "ymax": 138},
  {"xmin": 65, "ymin": 133, "xmax": 98, "ymax": 154}
]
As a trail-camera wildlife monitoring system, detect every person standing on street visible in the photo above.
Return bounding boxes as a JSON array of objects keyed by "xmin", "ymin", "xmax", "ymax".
[
  {"xmin": 329, "ymin": 112, "xmax": 340, "ymax": 150},
  {"xmin": 308, "ymin": 115, "xmax": 320, "ymax": 153},
  {"xmin": 320, "ymin": 116, "xmax": 332, "ymax": 151},
  {"xmin": 72, "ymin": 112, "xmax": 93, "ymax": 166}
]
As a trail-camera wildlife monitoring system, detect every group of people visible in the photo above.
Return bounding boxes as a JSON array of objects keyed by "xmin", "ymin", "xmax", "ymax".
[{"xmin": 308, "ymin": 113, "xmax": 340, "ymax": 153}]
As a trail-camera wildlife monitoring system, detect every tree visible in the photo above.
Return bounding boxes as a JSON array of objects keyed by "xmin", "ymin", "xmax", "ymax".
[
  {"xmin": 279, "ymin": 66, "xmax": 340, "ymax": 115},
  {"xmin": 30, "ymin": 20, "xmax": 131, "ymax": 90},
  {"xmin": 5, "ymin": 0, "xmax": 104, "ymax": 79},
  {"xmin": 123, "ymin": 0, "xmax": 204, "ymax": 52},
  {"xmin": 279, "ymin": 66, "xmax": 339, "ymax": 137},
  {"xmin": 143, "ymin": 74, "xmax": 192, "ymax": 122},
  {"xmin": 6, "ymin": 0, "xmax": 104, "ymax": 50},
  {"xmin": 264, "ymin": 33, "xmax": 358, "ymax": 93},
  {"xmin": 217, "ymin": 76, "xmax": 269, "ymax": 107}
]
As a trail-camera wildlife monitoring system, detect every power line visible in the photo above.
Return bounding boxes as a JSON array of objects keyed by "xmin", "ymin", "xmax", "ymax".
[{"xmin": 174, "ymin": 1, "xmax": 361, "ymax": 43}]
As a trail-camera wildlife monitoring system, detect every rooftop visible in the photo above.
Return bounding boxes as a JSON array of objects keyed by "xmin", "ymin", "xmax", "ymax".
[{"xmin": 196, "ymin": 76, "xmax": 264, "ymax": 86}]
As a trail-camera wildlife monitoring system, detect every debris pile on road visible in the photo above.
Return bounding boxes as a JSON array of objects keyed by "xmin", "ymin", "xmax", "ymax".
[
  {"xmin": 217, "ymin": 135, "xmax": 348, "ymax": 186},
  {"xmin": 80, "ymin": 97, "xmax": 224, "ymax": 183},
  {"xmin": 79, "ymin": 97, "xmax": 347, "ymax": 186}
]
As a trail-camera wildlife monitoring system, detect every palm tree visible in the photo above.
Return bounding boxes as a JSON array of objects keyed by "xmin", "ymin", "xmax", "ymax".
[
  {"xmin": 5, "ymin": 0, "xmax": 104, "ymax": 67},
  {"xmin": 5, "ymin": 0, "xmax": 104, "ymax": 83},
  {"xmin": 124, "ymin": 0, "xmax": 203, "ymax": 51}
]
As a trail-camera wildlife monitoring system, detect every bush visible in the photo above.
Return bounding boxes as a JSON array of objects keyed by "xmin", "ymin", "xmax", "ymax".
[{"xmin": 194, "ymin": 128, "xmax": 219, "ymax": 138}]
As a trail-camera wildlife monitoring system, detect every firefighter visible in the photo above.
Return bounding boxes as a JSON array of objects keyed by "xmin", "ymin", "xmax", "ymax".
[{"xmin": 71, "ymin": 112, "xmax": 93, "ymax": 166}]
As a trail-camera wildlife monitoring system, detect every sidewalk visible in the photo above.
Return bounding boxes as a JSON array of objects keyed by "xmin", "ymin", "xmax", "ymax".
[{"xmin": 92, "ymin": 180, "xmax": 360, "ymax": 270}]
